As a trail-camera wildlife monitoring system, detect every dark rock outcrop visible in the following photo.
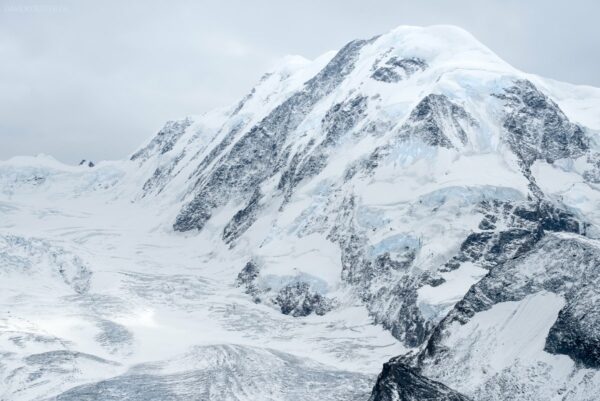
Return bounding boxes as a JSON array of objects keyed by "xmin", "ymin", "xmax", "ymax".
[
  {"xmin": 235, "ymin": 262, "xmax": 335, "ymax": 316},
  {"xmin": 369, "ymin": 359, "xmax": 471, "ymax": 401},
  {"xmin": 447, "ymin": 199, "xmax": 582, "ymax": 270},
  {"xmin": 545, "ymin": 284, "xmax": 600, "ymax": 368},
  {"xmin": 398, "ymin": 94, "xmax": 474, "ymax": 148},
  {"xmin": 495, "ymin": 80, "xmax": 588, "ymax": 168},
  {"xmin": 222, "ymin": 189, "xmax": 263, "ymax": 246},
  {"xmin": 235, "ymin": 260, "xmax": 261, "ymax": 299},
  {"xmin": 371, "ymin": 57, "xmax": 428, "ymax": 83},
  {"xmin": 131, "ymin": 118, "xmax": 192, "ymax": 162},
  {"xmin": 273, "ymin": 282, "xmax": 334, "ymax": 317}
]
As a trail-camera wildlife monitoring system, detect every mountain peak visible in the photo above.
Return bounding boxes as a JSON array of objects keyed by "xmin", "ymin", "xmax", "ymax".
[
  {"xmin": 368, "ymin": 25, "xmax": 513, "ymax": 75},
  {"xmin": 2, "ymin": 24, "xmax": 600, "ymax": 401}
]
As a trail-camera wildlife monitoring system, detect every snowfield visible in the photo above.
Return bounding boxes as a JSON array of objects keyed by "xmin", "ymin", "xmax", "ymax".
[{"xmin": 0, "ymin": 167, "xmax": 402, "ymax": 400}]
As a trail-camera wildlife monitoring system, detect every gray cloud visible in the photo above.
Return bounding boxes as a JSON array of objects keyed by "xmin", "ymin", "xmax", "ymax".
[{"xmin": 1, "ymin": 0, "xmax": 598, "ymax": 163}]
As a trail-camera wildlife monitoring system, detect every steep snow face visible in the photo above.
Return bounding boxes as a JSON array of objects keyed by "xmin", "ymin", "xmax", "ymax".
[{"xmin": 2, "ymin": 25, "xmax": 600, "ymax": 401}]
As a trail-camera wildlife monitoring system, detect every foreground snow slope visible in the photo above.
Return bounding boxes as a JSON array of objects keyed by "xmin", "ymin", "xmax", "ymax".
[{"xmin": 1, "ymin": 25, "xmax": 600, "ymax": 400}]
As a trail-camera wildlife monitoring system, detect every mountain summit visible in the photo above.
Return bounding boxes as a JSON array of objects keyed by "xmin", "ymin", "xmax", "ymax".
[{"xmin": 2, "ymin": 25, "xmax": 600, "ymax": 401}]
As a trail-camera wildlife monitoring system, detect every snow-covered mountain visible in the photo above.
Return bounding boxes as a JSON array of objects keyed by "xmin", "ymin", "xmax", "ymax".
[{"xmin": 2, "ymin": 25, "xmax": 600, "ymax": 400}]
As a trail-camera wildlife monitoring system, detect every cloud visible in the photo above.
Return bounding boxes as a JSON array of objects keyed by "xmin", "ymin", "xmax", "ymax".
[{"xmin": 0, "ymin": 0, "xmax": 598, "ymax": 163}]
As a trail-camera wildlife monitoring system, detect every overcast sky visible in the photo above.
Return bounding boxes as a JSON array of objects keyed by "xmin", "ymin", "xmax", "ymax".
[{"xmin": 1, "ymin": 0, "xmax": 598, "ymax": 163}]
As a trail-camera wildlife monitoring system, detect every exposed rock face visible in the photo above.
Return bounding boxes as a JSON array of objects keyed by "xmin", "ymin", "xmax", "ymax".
[
  {"xmin": 369, "ymin": 359, "xmax": 471, "ymax": 401},
  {"xmin": 404, "ymin": 233, "xmax": 600, "ymax": 397},
  {"xmin": 361, "ymin": 94, "xmax": 477, "ymax": 175},
  {"xmin": 371, "ymin": 57, "xmax": 428, "ymax": 83},
  {"xmin": 448, "ymin": 199, "xmax": 583, "ymax": 270},
  {"xmin": 322, "ymin": 96, "xmax": 369, "ymax": 146},
  {"xmin": 222, "ymin": 189, "xmax": 263, "ymax": 246},
  {"xmin": 131, "ymin": 118, "xmax": 192, "ymax": 162},
  {"xmin": 235, "ymin": 260, "xmax": 335, "ymax": 317},
  {"xmin": 173, "ymin": 38, "xmax": 372, "ymax": 232},
  {"xmin": 398, "ymin": 94, "xmax": 475, "ymax": 148},
  {"xmin": 273, "ymin": 282, "xmax": 334, "ymax": 317},
  {"xmin": 434, "ymin": 235, "xmax": 593, "ymax": 330},
  {"xmin": 278, "ymin": 95, "xmax": 368, "ymax": 203},
  {"xmin": 141, "ymin": 151, "xmax": 186, "ymax": 196},
  {"xmin": 495, "ymin": 80, "xmax": 588, "ymax": 168},
  {"xmin": 545, "ymin": 284, "xmax": 600, "ymax": 369},
  {"xmin": 235, "ymin": 260, "xmax": 261, "ymax": 298},
  {"xmin": 326, "ymin": 195, "xmax": 430, "ymax": 346}
]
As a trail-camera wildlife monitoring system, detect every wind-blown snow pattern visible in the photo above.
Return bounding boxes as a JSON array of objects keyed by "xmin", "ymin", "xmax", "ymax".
[{"xmin": 2, "ymin": 25, "xmax": 600, "ymax": 400}]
